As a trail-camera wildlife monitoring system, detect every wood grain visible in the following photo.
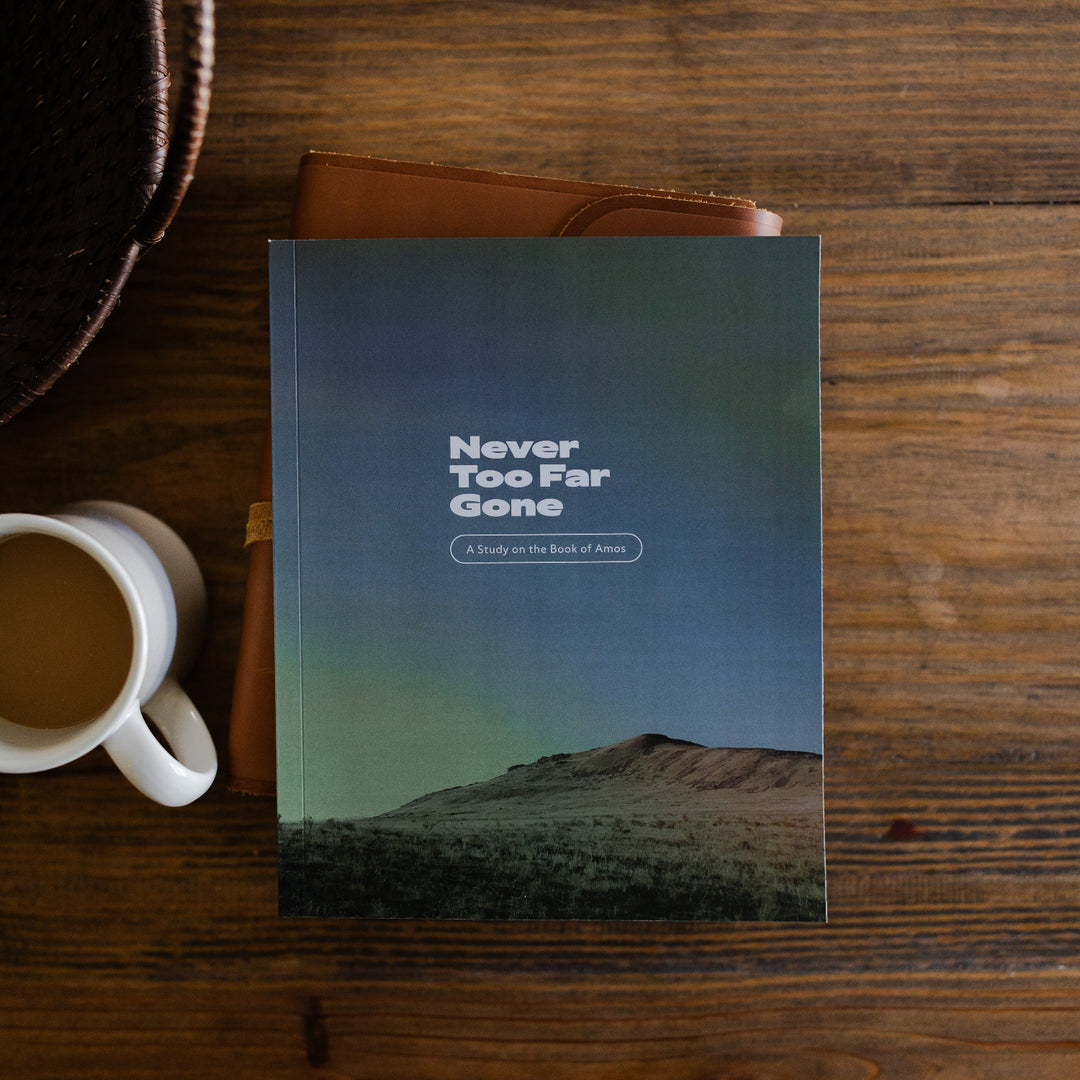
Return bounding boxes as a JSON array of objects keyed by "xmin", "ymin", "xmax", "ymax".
[
  {"xmin": 4, "ymin": 0, "xmax": 1080, "ymax": 1075},
  {"xmin": 198, "ymin": 0, "xmax": 1080, "ymax": 207}
]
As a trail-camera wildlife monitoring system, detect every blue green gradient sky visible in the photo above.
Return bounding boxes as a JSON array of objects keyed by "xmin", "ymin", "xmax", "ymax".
[{"xmin": 272, "ymin": 237, "xmax": 821, "ymax": 821}]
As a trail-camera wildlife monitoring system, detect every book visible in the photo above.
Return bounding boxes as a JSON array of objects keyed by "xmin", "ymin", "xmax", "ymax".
[
  {"xmin": 270, "ymin": 233, "xmax": 824, "ymax": 921},
  {"xmin": 228, "ymin": 153, "xmax": 783, "ymax": 796}
]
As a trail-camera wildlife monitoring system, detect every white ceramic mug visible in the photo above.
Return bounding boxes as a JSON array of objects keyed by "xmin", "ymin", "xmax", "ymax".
[{"xmin": 0, "ymin": 501, "xmax": 216, "ymax": 806}]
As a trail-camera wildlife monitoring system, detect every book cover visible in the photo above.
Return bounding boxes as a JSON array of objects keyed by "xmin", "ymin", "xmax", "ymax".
[{"xmin": 271, "ymin": 235, "xmax": 825, "ymax": 921}]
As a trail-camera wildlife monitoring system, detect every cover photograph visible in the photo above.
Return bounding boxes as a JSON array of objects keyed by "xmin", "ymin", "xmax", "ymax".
[{"xmin": 270, "ymin": 235, "xmax": 824, "ymax": 920}]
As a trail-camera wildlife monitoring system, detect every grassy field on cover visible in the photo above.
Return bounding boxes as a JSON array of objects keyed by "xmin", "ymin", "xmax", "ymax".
[{"xmin": 279, "ymin": 811, "xmax": 826, "ymax": 921}]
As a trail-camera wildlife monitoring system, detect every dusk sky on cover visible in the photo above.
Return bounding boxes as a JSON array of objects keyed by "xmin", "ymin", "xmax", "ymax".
[{"xmin": 272, "ymin": 236, "xmax": 821, "ymax": 821}]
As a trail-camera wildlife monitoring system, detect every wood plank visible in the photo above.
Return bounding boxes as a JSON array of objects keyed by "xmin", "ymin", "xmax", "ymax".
[
  {"xmin": 5, "ymin": 978, "xmax": 1080, "ymax": 1077},
  {"xmin": 198, "ymin": 0, "xmax": 1080, "ymax": 207}
]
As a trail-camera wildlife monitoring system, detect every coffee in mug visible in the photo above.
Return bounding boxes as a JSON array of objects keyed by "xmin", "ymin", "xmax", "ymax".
[{"xmin": 0, "ymin": 533, "xmax": 134, "ymax": 730}]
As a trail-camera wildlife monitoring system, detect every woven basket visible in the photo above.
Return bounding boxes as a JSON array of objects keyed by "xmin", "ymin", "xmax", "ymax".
[{"xmin": 0, "ymin": 0, "xmax": 214, "ymax": 423}]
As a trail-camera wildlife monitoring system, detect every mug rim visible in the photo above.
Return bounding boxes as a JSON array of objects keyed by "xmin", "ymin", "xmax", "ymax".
[{"xmin": 0, "ymin": 513, "xmax": 150, "ymax": 770}]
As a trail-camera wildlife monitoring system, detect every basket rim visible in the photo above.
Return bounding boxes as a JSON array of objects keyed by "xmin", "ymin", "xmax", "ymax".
[{"xmin": 0, "ymin": 0, "xmax": 215, "ymax": 424}]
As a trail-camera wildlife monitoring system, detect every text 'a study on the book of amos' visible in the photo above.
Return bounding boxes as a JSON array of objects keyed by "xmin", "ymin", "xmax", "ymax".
[{"xmin": 447, "ymin": 435, "xmax": 612, "ymax": 519}]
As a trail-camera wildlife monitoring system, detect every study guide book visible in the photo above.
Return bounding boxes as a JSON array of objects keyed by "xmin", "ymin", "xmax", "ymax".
[{"xmin": 270, "ymin": 235, "xmax": 825, "ymax": 920}]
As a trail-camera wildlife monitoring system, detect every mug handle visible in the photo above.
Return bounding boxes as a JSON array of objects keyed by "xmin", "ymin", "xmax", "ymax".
[{"xmin": 103, "ymin": 678, "xmax": 218, "ymax": 806}]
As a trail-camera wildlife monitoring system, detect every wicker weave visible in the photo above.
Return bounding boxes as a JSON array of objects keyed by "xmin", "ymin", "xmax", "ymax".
[{"xmin": 0, "ymin": 0, "xmax": 214, "ymax": 423}]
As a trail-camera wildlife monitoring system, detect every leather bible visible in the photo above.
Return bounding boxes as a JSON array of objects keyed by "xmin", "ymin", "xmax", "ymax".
[{"xmin": 226, "ymin": 152, "xmax": 783, "ymax": 795}]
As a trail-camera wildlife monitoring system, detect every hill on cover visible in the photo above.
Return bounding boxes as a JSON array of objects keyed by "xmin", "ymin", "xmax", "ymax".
[
  {"xmin": 378, "ymin": 733, "xmax": 822, "ymax": 823},
  {"xmin": 280, "ymin": 733, "xmax": 826, "ymax": 921}
]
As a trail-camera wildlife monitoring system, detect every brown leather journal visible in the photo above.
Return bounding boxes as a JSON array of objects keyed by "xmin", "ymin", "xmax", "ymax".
[{"xmin": 226, "ymin": 152, "xmax": 783, "ymax": 794}]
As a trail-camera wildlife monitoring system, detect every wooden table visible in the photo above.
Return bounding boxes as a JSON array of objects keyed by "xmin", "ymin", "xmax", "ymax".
[{"xmin": 4, "ymin": 1, "xmax": 1080, "ymax": 1074}]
